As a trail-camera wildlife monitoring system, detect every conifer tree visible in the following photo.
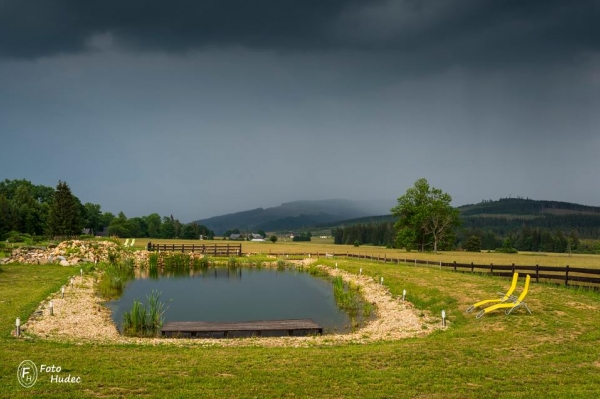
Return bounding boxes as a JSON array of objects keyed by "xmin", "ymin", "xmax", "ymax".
[{"xmin": 47, "ymin": 181, "xmax": 82, "ymax": 236}]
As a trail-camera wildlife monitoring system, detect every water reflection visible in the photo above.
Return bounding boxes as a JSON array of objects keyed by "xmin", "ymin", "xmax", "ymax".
[{"xmin": 107, "ymin": 266, "xmax": 360, "ymax": 334}]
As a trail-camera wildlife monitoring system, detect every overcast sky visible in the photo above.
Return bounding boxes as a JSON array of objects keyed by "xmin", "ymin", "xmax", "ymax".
[{"xmin": 1, "ymin": 1, "xmax": 599, "ymax": 222}]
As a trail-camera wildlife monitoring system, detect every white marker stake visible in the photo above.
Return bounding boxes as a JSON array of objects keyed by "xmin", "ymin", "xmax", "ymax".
[
  {"xmin": 442, "ymin": 310, "xmax": 446, "ymax": 327},
  {"xmin": 71, "ymin": 278, "xmax": 74, "ymax": 289},
  {"xmin": 335, "ymin": 263, "xmax": 338, "ymax": 269},
  {"xmin": 402, "ymin": 289, "xmax": 407, "ymax": 302},
  {"xmin": 49, "ymin": 301, "xmax": 53, "ymax": 316},
  {"xmin": 16, "ymin": 317, "xmax": 20, "ymax": 337},
  {"xmin": 359, "ymin": 268, "xmax": 362, "ymax": 276},
  {"xmin": 61, "ymin": 286, "xmax": 65, "ymax": 299},
  {"xmin": 80, "ymin": 268, "xmax": 83, "ymax": 277},
  {"xmin": 380, "ymin": 277, "xmax": 384, "ymax": 285}
]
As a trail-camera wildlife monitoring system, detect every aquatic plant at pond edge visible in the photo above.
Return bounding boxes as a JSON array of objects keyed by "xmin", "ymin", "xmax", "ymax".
[
  {"xmin": 122, "ymin": 290, "xmax": 169, "ymax": 337},
  {"xmin": 97, "ymin": 260, "xmax": 135, "ymax": 299}
]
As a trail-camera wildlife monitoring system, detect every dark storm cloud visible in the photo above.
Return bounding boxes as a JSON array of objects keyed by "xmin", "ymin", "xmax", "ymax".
[{"xmin": 1, "ymin": 0, "xmax": 599, "ymax": 68}]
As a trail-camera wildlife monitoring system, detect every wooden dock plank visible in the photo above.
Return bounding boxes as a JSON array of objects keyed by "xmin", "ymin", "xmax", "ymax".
[{"xmin": 161, "ymin": 319, "xmax": 322, "ymax": 338}]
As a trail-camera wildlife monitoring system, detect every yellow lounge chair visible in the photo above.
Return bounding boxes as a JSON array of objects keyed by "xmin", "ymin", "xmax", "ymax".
[
  {"xmin": 130, "ymin": 238, "xmax": 135, "ymax": 247},
  {"xmin": 466, "ymin": 272, "xmax": 519, "ymax": 313},
  {"xmin": 476, "ymin": 275, "xmax": 532, "ymax": 319},
  {"xmin": 123, "ymin": 239, "xmax": 130, "ymax": 247}
]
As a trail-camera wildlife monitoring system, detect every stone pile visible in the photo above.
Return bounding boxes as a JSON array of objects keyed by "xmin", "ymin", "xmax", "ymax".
[{"xmin": 1, "ymin": 240, "xmax": 135, "ymax": 266}]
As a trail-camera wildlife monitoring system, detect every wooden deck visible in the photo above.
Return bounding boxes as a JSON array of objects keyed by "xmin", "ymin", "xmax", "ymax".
[{"xmin": 161, "ymin": 319, "xmax": 323, "ymax": 338}]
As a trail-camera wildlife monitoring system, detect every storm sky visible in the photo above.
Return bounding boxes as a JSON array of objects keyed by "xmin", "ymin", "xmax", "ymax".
[{"xmin": 1, "ymin": 0, "xmax": 599, "ymax": 221}]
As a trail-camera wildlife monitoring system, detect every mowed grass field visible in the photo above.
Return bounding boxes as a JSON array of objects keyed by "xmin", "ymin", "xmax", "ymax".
[
  {"xmin": 134, "ymin": 238, "xmax": 600, "ymax": 269},
  {"xmin": 1, "ymin": 247, "xmax": 600, "ymax": 398}
]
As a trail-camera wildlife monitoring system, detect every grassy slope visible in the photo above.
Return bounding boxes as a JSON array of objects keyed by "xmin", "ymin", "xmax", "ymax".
[{"xmin": 1, "ymin": 260, "xmax": 599, "ymax": 398}]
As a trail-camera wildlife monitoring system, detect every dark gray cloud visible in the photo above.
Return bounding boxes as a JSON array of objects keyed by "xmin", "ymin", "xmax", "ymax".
[
  {"xmin": 1, "ymin": 0, "xmax": 599, "ymax": 69},
  {"xmin": 1, "ymin": 1, "xmax": 599, "ymax": 221}
]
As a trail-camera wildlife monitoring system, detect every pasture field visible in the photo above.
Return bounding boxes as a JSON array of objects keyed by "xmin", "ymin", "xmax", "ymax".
[
  {"xmin": 134, "ymin": 238, "xmax": 600, "ymax": 269},
  {"xmin": 1, "ymin": 255, "xmax": 600, "ymax": 398}
]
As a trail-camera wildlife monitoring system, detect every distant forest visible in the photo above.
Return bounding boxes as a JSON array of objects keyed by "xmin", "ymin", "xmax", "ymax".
[
  {"xmin": 0, "ymin": 179, "xmax": 214, "ymax": 241},
  {"xmin": 332, "ymin": 198, "xmax": 600, "ymax": 254}
]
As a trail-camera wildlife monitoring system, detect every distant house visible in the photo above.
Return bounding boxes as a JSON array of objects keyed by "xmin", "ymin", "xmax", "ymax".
[
  {"xmin": 229, "ymin": 234, "xmax": 244, "ymax": 240},
  {"xmin": 250, "ymin": 233, "xmax": 265, "ymax": 242},
  {"xmin": 81, "ymin": 227, "xmax": 108, "ymax": 237}
]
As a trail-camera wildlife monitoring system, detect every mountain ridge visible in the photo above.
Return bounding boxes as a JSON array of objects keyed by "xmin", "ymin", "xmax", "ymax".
[{"xmin": 193, "ymin": 199, "xmax": 392, "ymax": 235}]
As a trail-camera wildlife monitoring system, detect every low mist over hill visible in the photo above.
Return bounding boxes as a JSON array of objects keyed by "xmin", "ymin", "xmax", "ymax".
[{"xmin": 193, "ymin": 199, "xmax": 393, "ymax": 235}]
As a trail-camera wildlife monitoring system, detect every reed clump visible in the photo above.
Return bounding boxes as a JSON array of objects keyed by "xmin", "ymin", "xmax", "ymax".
[
  {"xmin": 122, "ymin": 290, "xmax": 169, "ymax": 337},
  {"xmin": 97, "ymin": 260, "xmax": 135, "ymax": 299}
]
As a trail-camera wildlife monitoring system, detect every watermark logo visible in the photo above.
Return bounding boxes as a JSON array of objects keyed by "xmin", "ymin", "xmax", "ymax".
[
  {"xmin": 17, "ymin": 360, "xmax": 38, "ymax": 388},
  {"xmin": 17, "ymin": 361, "xmax": 82, "ymax": 387}
]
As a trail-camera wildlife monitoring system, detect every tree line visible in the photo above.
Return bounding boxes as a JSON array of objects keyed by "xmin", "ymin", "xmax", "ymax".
[
  {"xmin": 331, "ymin": 178, "xmax": 599, "ymax": 254},
  {"xmin": 0, "ymin": 179, "xmax": 214, "ymax": 241}
]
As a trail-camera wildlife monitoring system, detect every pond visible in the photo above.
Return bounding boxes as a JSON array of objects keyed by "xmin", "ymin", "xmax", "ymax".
[{"xmin": 106, "ymin": 266, "xmax": 358, "ymax": 334}]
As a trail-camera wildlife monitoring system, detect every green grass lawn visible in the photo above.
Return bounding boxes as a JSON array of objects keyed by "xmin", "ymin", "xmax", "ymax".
[{"xmin": 1, "ymin": 261, "xmax": 599, "ymax": 398}]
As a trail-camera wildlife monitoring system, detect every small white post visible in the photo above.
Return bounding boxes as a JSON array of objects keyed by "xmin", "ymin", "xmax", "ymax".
[
  {"xmin": 442, "ymin": 310, "xmax": 446, "ymax": 327},
  {"xmin": 49, "ymin": 301, "xmax": 53, "ymax": 316},
  {"xmin": 16, "ymin": 317, "xmax": 20, "ymax": 337},
  {"xmin": 380, "ymin": 277, "xmax": 384, "ymax": 285},
  {"xmin": 335, "ymin": 262, "xmax": 338, "ymax": 269},
  {"xmin": 402, "ymin": 289, "xmax": 406, "ymax": 302},
  {"xmin": 80, "ymin": 268, "xmax": 83, "ymax": 277},
  {"xmin": 61, "ymin": 286, "xmax": 65, "ymax": 299},
  {"xmin": 359, "ymin": 268, "xmax": 362, "ymax": 276},
  {"xmin": 70, "ymin": 277, "xmax": 74, "ymax": 288},
  {"xmin": 308, "ymin": 254, "xmax": 311, "ymax": 258}
]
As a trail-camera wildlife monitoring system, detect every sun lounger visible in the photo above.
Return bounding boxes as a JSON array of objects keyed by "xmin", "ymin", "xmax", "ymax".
[
  {"xmin": 476, "ymin": 275, "xmax": 532, "ymax": 319},
  {"xmin": 466, "ymin": 272, "xmax": 519, "ymax": 313}
]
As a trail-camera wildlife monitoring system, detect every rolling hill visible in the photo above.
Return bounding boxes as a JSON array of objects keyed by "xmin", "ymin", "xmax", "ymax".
[{"xmin": 193, "ymin": 199, "xmax": 391, "ymax": 235}]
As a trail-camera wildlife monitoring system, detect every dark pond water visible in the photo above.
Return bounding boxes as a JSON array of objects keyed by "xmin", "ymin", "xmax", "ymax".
[{"xmin": 106, "ymin": 267, "xmax": 352, "ymax": 333}]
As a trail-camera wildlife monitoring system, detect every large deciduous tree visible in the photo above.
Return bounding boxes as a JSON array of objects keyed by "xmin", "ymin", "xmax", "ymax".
[{"xmin": 391, "ymin": 178, "xmax": 460, "ymax": 253}]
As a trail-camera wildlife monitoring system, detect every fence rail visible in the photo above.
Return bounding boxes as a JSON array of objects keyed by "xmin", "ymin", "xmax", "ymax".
[
  {"xmin": 264, "ymin": 250, "xmax": 600, "ymax": 289},
  {"xmin": 146, "ymin": 242, "xmax": 242, "ymax": 257},
  {"xmin": 145, "ymin": 246, "xmax": 600, "ymax": 288}
]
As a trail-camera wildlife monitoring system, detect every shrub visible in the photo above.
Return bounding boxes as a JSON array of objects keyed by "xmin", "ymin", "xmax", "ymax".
[{"xmin": 464, "ymin": 236, "xmax": 482, "ymax": 252}]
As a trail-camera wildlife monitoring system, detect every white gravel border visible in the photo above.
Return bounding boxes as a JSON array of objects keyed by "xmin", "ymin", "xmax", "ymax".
[{"xmin": 23, "ymin": 260, "xmax": 442, "ymax": 347}]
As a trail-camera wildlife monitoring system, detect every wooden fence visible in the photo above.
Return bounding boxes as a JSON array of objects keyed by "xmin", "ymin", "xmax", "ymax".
[
  {"xmin": 263, "ymin": 250, "xmax": 600, "ymax": 290},
  {"xmin": 146, "ymin": 242, "xmax": 242, "ymax": 257}
]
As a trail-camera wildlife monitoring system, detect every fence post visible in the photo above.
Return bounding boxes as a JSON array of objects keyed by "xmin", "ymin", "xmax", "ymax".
[
  {"xmin": 453, "ymin": 261, "xmax": 456, "ymax": 272},
  {"xmin": 147, "ymin": 242, "xmax": 151, "ymax": 251},
  {"xmin": 471, "ymin": 262, "xmax": 474, "ymax": 273},
  {"xmin": 490, "ymin": 263, "xmax": 494, "ymax": 275},
  {"xmin": 512, "ymin": 263, "xmax": 515, "ymax": 274},
  {"xmin": 192, "ymin": 244, "xmax": 195, "ymax": 253},
  {"xmin": 536, "ymin": 264, "xmax": 539, "ymax": 283},
  {"xmin": 565, "ymin": 265, "xmax": 569, "ymax": 287}
]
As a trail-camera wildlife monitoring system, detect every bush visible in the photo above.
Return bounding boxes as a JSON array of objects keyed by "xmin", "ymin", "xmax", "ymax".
[
  {"xmin": 354, "ymin": 240, "xmax": 360, "ymax": 247},
  {"xmin": 495, "ymin": 247, "xmax": 518, "ymax": 254},
  {"xmin": 464, "ymin": 236, "xmax": 482, "ymax": 252},
  {"xmin": 269, "ymin": 235, "xmax": 278, "ymax": 244}
]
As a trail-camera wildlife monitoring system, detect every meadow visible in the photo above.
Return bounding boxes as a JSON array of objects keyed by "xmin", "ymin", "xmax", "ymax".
[
  {"xmin": 1, "ymin": 242, "xmax": 599, "ymax": 398},
  {"xmin": 136, "ymin": 237, "xmax": 600, "ymax": 269}
]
